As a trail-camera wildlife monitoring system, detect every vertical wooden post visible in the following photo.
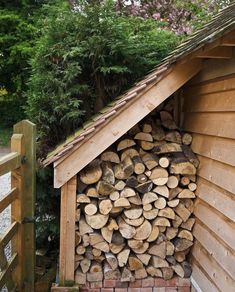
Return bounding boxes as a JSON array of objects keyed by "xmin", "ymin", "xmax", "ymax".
[
  {"xmin": 59, "ymin": 175, "xmax": 77, "ymax": 286},
  {"xmin": 11, "ymin": 120, "xmax": 36, "ymax": 291}
]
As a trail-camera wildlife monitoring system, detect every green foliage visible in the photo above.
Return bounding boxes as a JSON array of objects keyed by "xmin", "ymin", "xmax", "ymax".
[
  {"xmin": 35, "ymin": 167, "xmax": 60, "ymax": 247},
  {"xmin": 0, "ymin": 126, "xmax": 12, "ymax": 147},
  {"xmin": 26, "ymin": 0, "xmax": 179, "ymax": 153}
]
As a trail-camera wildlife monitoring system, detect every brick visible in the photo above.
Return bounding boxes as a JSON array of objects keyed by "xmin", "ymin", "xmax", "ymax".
[
  {"xmin": 165, "ymin": 288, "xmax": 177, "ymax": 292},
  {"xmin": 91, "ymin": 282, "xmax": 103, "ymax": 289},
  {"xmin": 80, "ymin": 289, "xmax": 89, "ymax": 292},
  {"xmin": 89, "ymin": 289, "xmax": 101, "ymax": 292},
  {"xmin": 178, "ymin": 287, "xmax": 191, "ymax": 292},
  {"xmin": 140, "ymin": 288, "xmax": 152, "ymax": 292},
  {"xmin": 104, "ymin": 280, "xmax": 117, "ymax": 288},
  {"xmin": 115, "ymin": 289, "xmax": 128, "ymax": 292},
  {"xmin": 155, "ymin": 278, "xmax": 167, "ymax": 287},
  {"xmin": 153, "ymin": 288, "xmax": 165, "ymax": 292},
  {"xmin": 178, "ymin": 278, "xmax": 191, "ymax": 287},
  {"xmin": 116, "ymin": 281, "xmax": 129, "ymax": 288},
  {"xmin": 142, "ymin": 277, "xmax": 154, "ymax": 287},
  {"xmin": 129, "ymin": 280, "xmax": 142, "ymax": 288},
  {"xmin": 128, "ymin": 289, "xmax": 141, "ymax": 292},
  {"xmin": 102, "ymin": 289, "xmax": 114, "ymax": 292},
  {"xmin": 166, "ymin": 277, "xmax": 178, "ymax": 287}
]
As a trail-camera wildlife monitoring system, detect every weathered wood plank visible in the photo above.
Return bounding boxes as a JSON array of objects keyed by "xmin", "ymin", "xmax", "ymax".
[
  {"xmin": 192, "ymin": 241, "xmax": 235, "ymax": 292},
  {"xmin": 196, "ymin": 177, "xmax": 235, "ymax": 222},
  {"xmin": 190, "ymin": 133, "xmax": 235, "ymax": 167},
  {"xmin": 183, "ymin": 112, "xmax": 235, "ymax": 140},
  {"xmin": 0, "ymin": 253, "xmax": 18, "ymax": 290},
  {"xmin": 196, "ymin": 46, "xmax": 233, "ymax": 59},
  {"xmin": 59, "ymin": 176, "xmax": 77, "ymax": 285},
  {"xmin": 0, "ymin": 222, "xmax": 18, "ymax": 248},
  {"xmin": 53, "ymin": 59, "xmax": 202, "ymax": 188},
  {"xmin": 0, "ymin": 188, "xmax": 17, "ymax": 214},
  {"xmin": 184, "ymin": 74, "xmax": 235, "ymax": 96},
  {"xmin": 184, "ymin": 90, "xmax": 235, "ymax": 113},
  {"xmin": 193, "ymin": 221, "xmax": 235, "ymax": 280},
  {"xmin": 191, "ymin": 258, "xmax": 219, "ymax": 292},
  {"xmin": 197, "ymin": 155, "xmax": 235, "ymax": 195},
  {"xmin": 194, "ymin": 201, "xmax": 235, "ymax": 250},
  {"xmin": 0, "ymin": 152, "xmax": 21, "ymax": 176}
]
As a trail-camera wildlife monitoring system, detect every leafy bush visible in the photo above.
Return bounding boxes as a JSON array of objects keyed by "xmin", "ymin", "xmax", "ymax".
[{"xmin": 26, "ymin": 0, "xmax": 179, "ymax": 154}]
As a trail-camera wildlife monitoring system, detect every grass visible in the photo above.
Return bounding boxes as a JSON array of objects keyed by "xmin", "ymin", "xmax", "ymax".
[{"xmin": 0, "ymin": 126, "xmax": 12, "ymax": 147}]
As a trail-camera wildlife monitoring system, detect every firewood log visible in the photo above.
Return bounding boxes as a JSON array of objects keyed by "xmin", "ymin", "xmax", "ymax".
[
  {"xmin": 75, "ymin": 268, "xmax": 86, "ymax": 284},
  {"xmin": 82, "ymin": 234, "xmax": 90, "ymax": 247},
  {"xmin": 75, "ymin": 232, "xmax": 81, "ymax": 245},
  {"xmin": 175, "ymin": 251, "xmax": 186, "ymax": 263},
  {"xmin": 170, "ymin": 161, "xmax": 196, "ymax": 175},
  {"xmin": 161, "ymin": 267, "xmax": 174, "ymax": 280},
  {"xmin": 121, "ymin": 148, "xmax": 139, "ymax": 161},
  {"xmin": 182, "ymin": 133, "xmax": 192, "ymax": 145},
  {"xmin": 135, "ymin": 268, "xmax": 147, "ymax": 279},
  {"xmin": 123, "ymin": 216, "xmax": 144, "ymax": 227},
  {"xmin": 132, "ymin": 156, "xmax": 145, "ymax": 174},
  {"xmin": 117, "ymin": 139, "xmax": 136, "ymax": 151},
  {"xmin": 97, "ymin": 181, "xmax": 115, "ymax": 196},
  {"xmin": 84, "ymin": 202, "xmax": 98, "ymax": 216},
  {"xmin": 180, "ymin": 176, "xmax": 190, "ymax": 186},
  {"xmin": 140, "ymin": 141, "xmax": 154, "ymax": 151},
  {"xmin": 129, "ymin": 124, "xmax": 141, "ymax": 136},
  {"xmin": 182, "ymin": 145, "xmax": 199, "ymax": 168},
  {"xmin": 150, "ymin": 168, "xmax": 168, "ymax": 186},
  {"xmin": 142, "ymin": 192, "xmax": 158, "ymax": 205},
  {"xmin": 127, "ymin": 239, "xmax": 143, "ymax": 249},
  {"xmin": 110, "ymin": 206, "xmax": 123, "ymax": 215},
  {"xmin": 165, "ymin": 131, "xmax": 182, "ymax": 144},
  {"xmin": 79, "ymin": 217, "xmax": 93, "ymax": 235},
  {"xmin": 114, "ymin": 156, "xmax": 134, "ymax": 179},
  {"xmin": 131, "ymin": 242, "xmax": 149, "ymax": 254},
  {"xmin": 76, "ymin": 245, "xmax": 86, "ymax": 255},
  {"xmin": 154, "ymin": 197, "xmax": 167, "ymax": 209},
  {"xmin": 110, "ymin": 191, "xmax": 120, "ymax": 201},
  {"xmin": 167, "ymin": 199, "xmax": 179, "ymax": 208},
  {"xmin": 117, "ymin": 249, "xmax": 130, "ymax": 267},
  {"xmin": 85, "ymin": 214, "xmax": 109, "ymax": 229},
  {"xmin": 104, "ymin": 262, "xmax": 121, "ymax": 280},
  {"xmin": 166, "ymin": 241, "xmax": 174, "ymax": 256},
  {"xmin": 110, "ymin": 243, "xmax": 125, "ymax": 254},
  {"xmin": 178, "ymin": 230, "xmax": 193, "ymax": 241},
  {"xmin": 120, "ymin": 187, "xmax": 136, "ymax": 198},
  {"xmin": 80, "ymin": 259, "xmax": 91, "ymax": 273},
  {"xmin": 181, "ymin": 218, "xmax": 195, "ymax": 231},
  {"xmin": 152, "ymin": 126, "xmax": 165, "ymax": 141},
  {"xmin": 167, "ymin": 176, "xmax": 179, "ymax": 189},
  {"xmin": 158, "ymin": 208, "xmax": 175, "ymax": 219},
  {"xmin": 174, "ymin": 203, "xmax": 191, "ymax": 222},
  {"xmin": 86, "ymin": 187, "xmax": 99, "ymax": 198},
  {"xmin": 181, "ymin": 261, "xmax": 192, "ymax": 278},
  {"xmin": 149, "ymin": 242, "xmax": 166, "ymax": 259},
  {"xmin": 154, "ymin": 143, "xmax": 181, "ymax": 154},
  {"xmin": 118, "ymin": 218, "xmax": 136, "ymax": 239},
  {"xmin": 77, "ymin": 194, "xmax": 91, "ymax": 204},
  {"xmin": 174, "ymin": 239, "xmax": 193, "ymax": 252},
  {"xmin": 143, "ymin": 203, "xmax": 152, "ymax": 211},
  {"xmin": 126, "ymin": 176, "xmax": 138, "ymax": 188},
  {"xmin": 128, "ymin": 194, "xmax": 142, "ymax": 205},
  {"xmin": 114, "ymin": 197, "xmax": 130, "ymax": 208},
  {"xmin": 172, "ymin": 215, "xmax": 183, "ymax": 228},
  {"xmin": 92, "ymin": 248, "xmax": 102, "ymax": 257},
  {"xmin": 121, "ymin": 267, "xmax": 134, "ymax": 282},
  {"xmin": 102, "ymin": 162, "xmax": 115, "ymax": 185},
  {"xmin": 169, "ymin": 187, "xmax": 182, "ymax": 200},
  {"xmin": 178, "ymin": 189, "xmax": 195, "ymax": 199},
  {"xmin": 142, "ymin": 153, "xmax": 159, "ymax": 170},
  {"xmin": 89, "ymin": 233, "xmax": 103, "ymax": 246},
  {"xmin": 134, "ymin": 132, "xmax": 153, "ymax": 142},
  {"xmin": 128, "ymin": 256, "xmax": 144, "ymax": 271},
  {"xmin": 107, "ymin": 218, "xmax": 119, "ymax": 231},
  {"xmin": 153, "ymin": 217, "xmax": 170, "ymax": 227},
  {"xmin": 137, "ymin": 174, "xmax": 147, "ymax": 183},
  {"xmin": 146, "ymin": 266, "xmax": 163, "ymax": 277},
  {"xmin": 188, "ymin": 182, "xmax": 197, "ymax": 192},
  {"xmin": 105, "ymin": 253, "xmax": 118, "ymax": 270},
  {"xmin": 160, "ymin": 110, "xmax": 173, "ymax": 121},
  {"xmin": 134, "ymin": 220, "xmax": 152, "ymax": 240},
  {"xmin": 136, "ymin": 254, "xmax": 151, "ymax": 266},
  {"xmin": 152, "ymin": 256, "xmax": 169, "ymax": 268},
  {"xmin": 87, "ymin": 271, "xmax": 103, "ymax": 282},
  {"xmin": 153, "ymin": 186, "xmax": 169, "ymax": 198},
  {"xmin": 76, "ymin": 209, "xmax": 81, "ymax": 222},
  {"xmin": 143, "ymin": 209, "xmax": 159, "ymax": 220},
  {"xmin": 142, "ymin": 123, "xmax": 152, "ymax": 133},
  {"xmin": 147, "ymin": 226, "xmax": 159, "ymax": 242},
  {"xmin": 115, "ymin": 180, "xmax": 126, "ymax": 191},
  {"xmin": 101, "ymin": 151, "xmax": 120, "ymax": 164},
  {"xmin": 135, "ymin": 181, "xmax": 153, "ymax": 194},
  {"xmin": 112, "ymin": 231, "xmax": 124, "ymax": 245},
  {"xmin": 124, "ymin": 207, "xmax": 142, "ymax": 219},
  {"xmin": 101, "ymin": 227, "xmax": 113, "ymax": 243},
  {"xmin": 159, "ymin": 157, "xmax": 170, "ymax": 168},
  {"xmin": 166, "ymin": 227, "xmax": 178, "ymax": 240},
  {"xmin": 80, "ymin": 160, "xmax": 102, "ymax": 185}
]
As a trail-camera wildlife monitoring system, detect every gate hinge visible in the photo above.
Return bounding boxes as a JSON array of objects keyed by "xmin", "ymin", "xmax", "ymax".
[{"xmin": 22, "ymin": 217, "xmax": 35, "ymax": 224}]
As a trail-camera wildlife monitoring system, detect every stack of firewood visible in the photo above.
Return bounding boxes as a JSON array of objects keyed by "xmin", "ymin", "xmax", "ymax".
[{"xmin": 75, "ymin": 101, "xmax": 198, "ymax": 284}]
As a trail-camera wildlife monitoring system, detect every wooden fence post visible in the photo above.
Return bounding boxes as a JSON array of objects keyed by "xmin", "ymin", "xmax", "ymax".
[{"xmin": 11, "ymin": 120, "xmax": 36, "ymax": 291}]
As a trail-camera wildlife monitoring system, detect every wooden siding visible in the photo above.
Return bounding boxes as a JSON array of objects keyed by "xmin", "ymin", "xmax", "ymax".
[{"xmin": 182, "ymin": 60, "xmax": 235, "ymax": 292}]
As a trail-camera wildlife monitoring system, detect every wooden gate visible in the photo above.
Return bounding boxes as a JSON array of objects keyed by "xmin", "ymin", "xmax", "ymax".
[{"xmin": 0, "ymin": 120, "xmax": 36, "ymax": 292}]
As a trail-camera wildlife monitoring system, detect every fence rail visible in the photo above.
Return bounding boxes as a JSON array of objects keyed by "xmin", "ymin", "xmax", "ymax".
[{"xmin": 0, "ymin": 120, "xmax": 36, "ymax": 292}]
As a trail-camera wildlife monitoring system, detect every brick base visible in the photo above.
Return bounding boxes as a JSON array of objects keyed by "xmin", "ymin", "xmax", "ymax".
[{"xmin": 80, "ymin": 277, "xmax": 191, "ymax": 292}]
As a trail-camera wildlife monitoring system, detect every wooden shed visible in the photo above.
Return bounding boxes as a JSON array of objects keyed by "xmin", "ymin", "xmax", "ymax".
[{"xmin": 45, "ymin": 4, "xmax": 235, "ymax": 292}]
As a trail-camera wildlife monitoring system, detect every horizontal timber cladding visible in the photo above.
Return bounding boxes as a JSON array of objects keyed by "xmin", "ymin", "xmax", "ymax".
[{"xmin": 182, "ymin": 63, "xmax": 235, "ymax": 292}]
